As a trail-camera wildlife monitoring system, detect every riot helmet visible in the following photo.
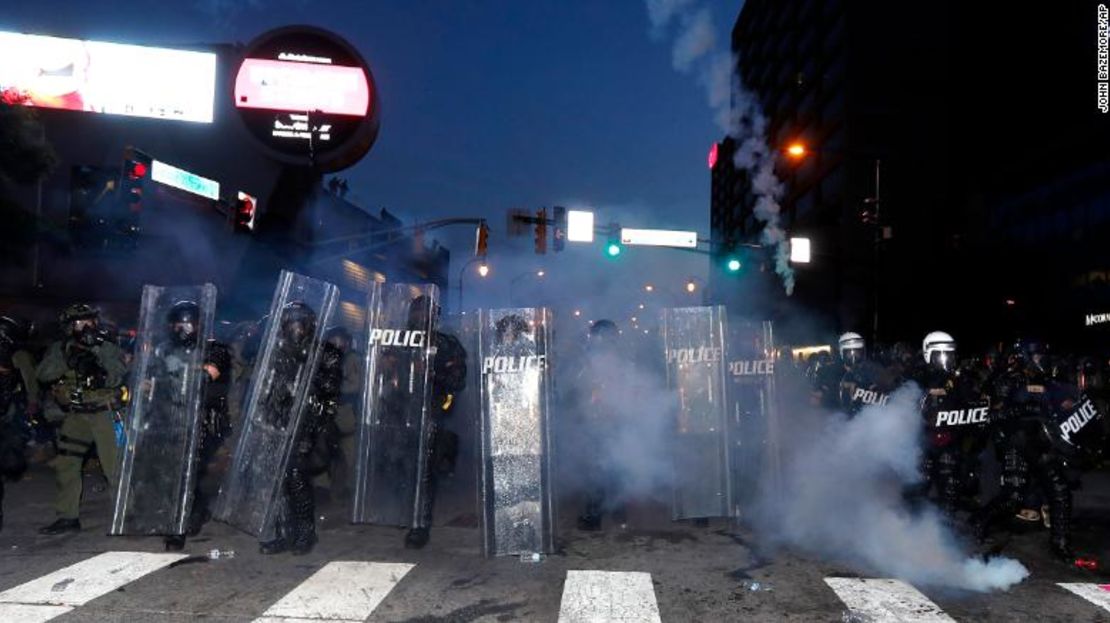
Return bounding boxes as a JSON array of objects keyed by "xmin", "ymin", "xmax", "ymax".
[
  {"xmin": 407, "ymin": 294, "xmax": 439, "ymax": 331},
  {"xmin": 495, "ymin": 314, "xmax": 530, "ymax": 344},
  {"xmin": 838, "ymin": 332, "xmax": 865, "ymax": 366},
  {"xmin": 922, "ymin": 331, "xmax": 957, "ymax": 373},
  {"xmin": 167, "ymin": 300, "xmax": 201, "ymax": 349},
  {"xmin": 324, "ymin": 325, "xmax": 352, "ymax": 352},
  {"xmin": 280, "ymin": 301, "xmax": 317, "ymax": 351},
  {"xmin": 60, "ymin": 303, "xmax": 100, "ymax": 346},
  {"xmin": 0, "ymin": 315, "xmax": 30, "ymax": 347}
]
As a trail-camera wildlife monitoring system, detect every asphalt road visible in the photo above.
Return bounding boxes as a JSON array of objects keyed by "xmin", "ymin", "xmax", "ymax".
[{"xmin": 0, "ymin": 465, "xmax": 1108, "ymax": 622}]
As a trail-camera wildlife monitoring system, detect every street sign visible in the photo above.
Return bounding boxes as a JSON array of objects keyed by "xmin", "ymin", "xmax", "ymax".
[
  {"xmin": 620, "ymin": 228, "xmax": 697, "ymax": 248},
  {"xmin": 151, "ymin": 160, "xmax": 220, "ymax": 200}
]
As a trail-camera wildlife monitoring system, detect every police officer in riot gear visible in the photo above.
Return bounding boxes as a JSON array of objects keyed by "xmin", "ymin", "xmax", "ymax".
[
  {"xmin": 260, "ymin": 301, "xmax": 344, "ymax": 555},
  {"xmin": 833, "ymin": 331, "xmax": 891, "ymax": 415},
  {"xmin": 161, "ymin": 301, "xmax": 234, "ymax": 550},
  {"xmin": 912, "ymin": 331, "xmax": 987, "ymax": 517},
  {"xmin": 403, "ymin": 295, "xmax": 467, "ymax": 549},
  {"xmin": 575, "ymin": 319, "xmax": 625, "ymax": 531},
  {"xmin": 312, "ymin": 326, "xmax": 361, "ymax": 501},
  {"xmin": 36, "ymin": 304, "xmax": 128, "ymax": 534},
  {"xmin": 970, "ymin": 339, "xmax": 1101, "ymax": 563}
]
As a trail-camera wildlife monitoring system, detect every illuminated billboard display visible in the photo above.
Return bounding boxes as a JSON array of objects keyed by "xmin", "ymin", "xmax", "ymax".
[
  {"xmin": 234, "ymin": 26, "xmax": 379, "ymax": 172},
  {"xmin": 0, "ymin": 31, "xmax": 216, "ymax": 123},
  {"xmin": 234, "ymin": 59, "xmax": 370, "ymax": 116}
]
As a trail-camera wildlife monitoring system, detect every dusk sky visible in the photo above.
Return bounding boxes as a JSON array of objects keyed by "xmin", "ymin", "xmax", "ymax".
[{"xmin": 4, "ymin": 0, "xmax": 741, "ymax": 311}]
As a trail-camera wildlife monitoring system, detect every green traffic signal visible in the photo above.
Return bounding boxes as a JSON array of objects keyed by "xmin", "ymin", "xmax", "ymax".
[
  {"xmin": 726, "ymin": 257, "xmax": 742, "ymax": 272},
  {"xmin": 606, "ymin": 242, "xmax": 622, "ymax": 257}
]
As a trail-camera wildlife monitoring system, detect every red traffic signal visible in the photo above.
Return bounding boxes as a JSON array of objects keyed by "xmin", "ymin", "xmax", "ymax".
[
  {"xmin": 235, "ymin": 191, "xmax": 257, "ymax": 232},
  {"xmin": 129, "ymin": 161, "xmax": 148, "ymax": 179}
]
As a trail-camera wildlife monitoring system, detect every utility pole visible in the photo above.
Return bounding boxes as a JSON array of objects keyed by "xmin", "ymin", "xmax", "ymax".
[{"xmin": 871, "ymin": 158, "xmax": 882, "ymax": 345}]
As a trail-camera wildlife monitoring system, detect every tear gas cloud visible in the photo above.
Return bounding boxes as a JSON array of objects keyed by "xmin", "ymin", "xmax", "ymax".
[{"xmin": 754, "ymin": 382, "xmax": 1029, "ymax": 591}]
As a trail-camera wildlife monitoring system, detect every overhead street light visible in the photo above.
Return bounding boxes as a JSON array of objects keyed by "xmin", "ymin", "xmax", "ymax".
[
  {"xmin": 567, "ymin": 210, "xmax": 595, "ymax": 242},
  {"xmin": 790, "ymin": 237, "xmax": 811, "ymax": 264}
]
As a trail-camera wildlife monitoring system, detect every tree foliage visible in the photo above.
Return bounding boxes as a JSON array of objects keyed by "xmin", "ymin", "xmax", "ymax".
[{"xmin": 0, "ymin": 89, "xmax": 57, "ymax": 187}]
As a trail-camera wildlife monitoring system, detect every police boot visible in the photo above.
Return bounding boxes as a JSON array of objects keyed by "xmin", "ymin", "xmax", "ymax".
[
  {"xmin": 164, "ymin": 535, "xmax": 186, "ymax": 551},
  {"xmin": 404, "ymin": 527, "xmax": 430, "ymax": 549},
  {"xmin": 187, "ymin": 507, "xmax": 211, "ymax": 537},
  {"xmin": 259, "ymin": 537, "xmax": 290, "ymax": 555},
  {"xmin": 39, "ymin": 518, "xmax": 80, "ymax": 535},
  {"xmin": 291, "ymin": 529, "xmax": 317, "ymax": 556}
]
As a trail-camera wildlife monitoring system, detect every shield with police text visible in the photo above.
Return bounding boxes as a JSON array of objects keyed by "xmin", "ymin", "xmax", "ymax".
[
  {"xmin": 661, "ymin": 306, "xmax": 732, "ymax": 520},
  {"xmin": 1045, "ymin": 394, "xmax": 1106, "ymax": 465},
  {"xmin": 724, "ymin": 319, "xmax": 781, "ymax": 517},
  {"xmin": 111, "ymin": 283, "xmax": 217, "ymax": 536},
  {"xmin": 477, "ymin": 307, "xmax": 556, "ymax": 557},
  {"xmin": 213, "ymin": 270, "xmax": 338, "ymax": 537},
  {"xmin": 351, "ymin": 283, "xmax": 440, "ymax": 527}
]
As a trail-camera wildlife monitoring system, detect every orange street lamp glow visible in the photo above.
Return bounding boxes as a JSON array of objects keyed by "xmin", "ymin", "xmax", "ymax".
[{"xmin": 786, "ymin": 142, "xmax": 807, "ymax": 160}]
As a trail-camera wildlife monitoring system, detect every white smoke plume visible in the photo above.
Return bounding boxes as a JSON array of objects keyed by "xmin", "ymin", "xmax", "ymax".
[
  {"xmin": 555, "ymin": 338, "xmax": 677, "ymax": 507},
  {"xmin": 757, "ymin": 383, "xmax": 1029, "ymax": 591},
  {"xmin": 644, "ymin": 0, "xmax": 796, "ymax": 295}
]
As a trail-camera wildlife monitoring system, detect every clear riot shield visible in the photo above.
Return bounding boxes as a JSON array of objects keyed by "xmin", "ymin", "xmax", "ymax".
[
  {"xmin": 213, "ymin": 270, "xmax": 338, "ymax": 537},
  {"xmin": 724, "ymin": 320, "xmax": 781, "ymax": 518},
  {"xmin": 661, "ymin": 306, "xmax": 731, "ymax": 520},
  {"xmin": 476, "ymin": 308, "xmax": 556, "ymax": 558},
  {"xmin": 351, "ymin": 283, "xmax": 439, "ymax": 527},
  {"xmin": 111, "ymin": 284, "xmax": 217, "ymax": 535}
]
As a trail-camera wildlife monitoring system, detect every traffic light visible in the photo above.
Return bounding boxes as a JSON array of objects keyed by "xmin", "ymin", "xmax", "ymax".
[
  {"xmin": 475, "ymin": 221, "xmax": 489, "ymax": 256},
  {"xmin": 234, "ymin": 191, "xmax": 257, "ymax": 232},
  {"xmin": 552, "ymin": 206, "xmax": 566, "ymax": 252},
  {"xmin": 721, "ymin": 240, "xmax": 744, "ymax": 274},
  {"xmin": 119, "ymin": 149, "xmax": 152, "ymax": 236},
  {"xmin": 605, "ymin": 239, "xmax": 623, "ymax": 258},
  {"xmin": 534, "ymin": 208, "xmax": 547, "ymax": 254}
]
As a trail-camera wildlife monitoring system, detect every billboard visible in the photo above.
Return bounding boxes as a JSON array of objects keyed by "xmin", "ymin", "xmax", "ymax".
[
  {"xmin": 0, "ymin": 31, "xmax": 216, "ymax": 123},
  {"xmin": 233, "ymin": 26, "xmax": 379, "ymax": 172},
  {"xmin": 234, "ymin": 59, "xmax": 370, "ymax": 116}
]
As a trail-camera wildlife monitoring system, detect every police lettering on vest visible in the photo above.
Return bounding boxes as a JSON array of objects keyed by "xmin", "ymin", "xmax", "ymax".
[
  {"xmin": 368, "ymin": 329, "xmax": 426, "ymax": 348},
  {"xmin": 1060, "ymin": 398, "xmax": 1100, "ymax": 444},
  {"xmin": 935, "ymin": 405, "xmax": 989, "ymax": 427},
  {"xmin": 729, "ymin": 359, "xmax": 774, "ymax": 377},
  {"xmin": 665, "ymin": 346, "xmax": 722, "ymax": 365},
  {"xmin": 851, "ymin": 387, "xmax": 889, "ymax": 406},
  {"xmin": 482, "ymin": 355, "xmax": 547, "ymax": 374}
]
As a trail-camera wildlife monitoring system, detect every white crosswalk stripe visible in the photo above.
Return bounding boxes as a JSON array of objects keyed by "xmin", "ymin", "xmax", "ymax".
[
  {"xmin": 254, "ymin": 561, "xmax": 415, "ymax": 623},
  {"xmin": 824, "ymin": 577, "xmax": 956, "ymax": 622},
  {"xmin": 0, "ymin": 551, "xmax": 186, "ymax": 623},
  {"xmin": 4, "ymin": 550, "xmax": 1110, "ymax": 622},
  {"xmin": 1057, "ymin": 583, "xmax": 1110, "ymax": 613},
  {"xmin": 558, "ymin": 570, "xmax": 662, "ymax": 623}
]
